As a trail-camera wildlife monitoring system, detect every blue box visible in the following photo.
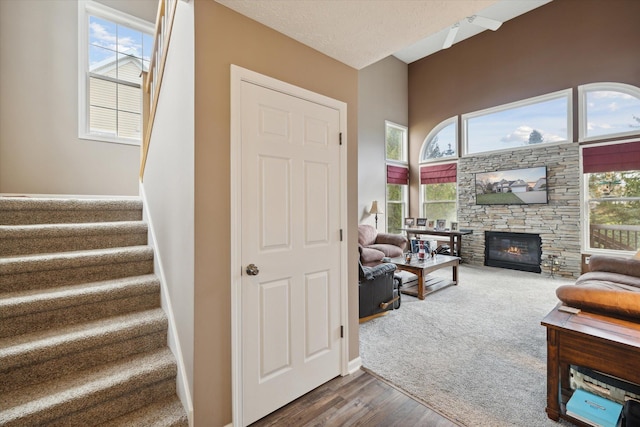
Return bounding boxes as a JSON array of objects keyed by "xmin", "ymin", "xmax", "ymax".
[{"xmin": 566, "ymin": 389, "xmax": 622, "ymax": 427}]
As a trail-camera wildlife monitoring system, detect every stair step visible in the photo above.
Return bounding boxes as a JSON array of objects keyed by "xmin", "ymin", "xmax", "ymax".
[
  {"xmin": 0, "ymin": 196, "xmax": 187, "ymax": 424},
  {"xmin": 0, "ymin": 275, "xmax": 160, "ymax": 338},
  {"xmin": 0, "ymin": 221, "xmax": 148, "ymax": 256},
  {"xmin": 98, "ymin": 395, "xmax": 188, "ymax": 427},
  {"xmin": 0, "ymin": 308, "xmax": 167, "ymax": 371},
  {"xmin": 0, "ymin": 246, "xmax": 154, "ymax": 292},
  {"xmin": 0, "ymin": 348, "xmax": 177, "ymax": 427},
  {"xmin": 0, "ymin": 328, "xmax": 167, "ymax": 395},
  {"xmin": 0, "ymin": 197, "xmax": 142, "ymax": 225}
]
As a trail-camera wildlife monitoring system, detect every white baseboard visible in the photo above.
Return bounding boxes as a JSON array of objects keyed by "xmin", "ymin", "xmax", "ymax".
[
  {"xmin": 348, "ymin": 357, "xmax": 362, "ymax": 374},
  {"xmin": 139, "ymin": 183, "xmax": 194, "ymax": 426}
]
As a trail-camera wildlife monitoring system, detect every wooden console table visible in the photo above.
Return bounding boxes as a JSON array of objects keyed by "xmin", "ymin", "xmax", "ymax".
[
  {"xmin": 400, "ymin": 228, "xmax": 472, "ymax": 258},
  {"xmin": 541, "ymin": 305, "xmax": 640, "ymax": 424}
]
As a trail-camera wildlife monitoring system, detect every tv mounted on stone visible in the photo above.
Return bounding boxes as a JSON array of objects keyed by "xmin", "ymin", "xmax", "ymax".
[{"xmin": 475, "ymin": 166, "xmax": 548, "ymax": 205}]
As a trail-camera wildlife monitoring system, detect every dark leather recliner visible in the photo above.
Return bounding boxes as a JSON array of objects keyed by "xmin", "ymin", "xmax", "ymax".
[{"xmin": 358, "ymin": 261, "xmax": 400, "ymax": 319}]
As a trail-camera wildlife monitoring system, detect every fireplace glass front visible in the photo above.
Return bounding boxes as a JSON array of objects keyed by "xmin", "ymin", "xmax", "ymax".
[{"xmin": 485, "ymin": 231, "xmax": 542, "ymax": 273}]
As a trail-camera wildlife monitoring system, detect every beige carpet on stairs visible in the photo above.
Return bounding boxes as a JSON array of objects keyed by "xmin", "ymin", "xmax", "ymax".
[{"xmin": 0, "ymin": 197, "xmax": 188, "ymax": 426}]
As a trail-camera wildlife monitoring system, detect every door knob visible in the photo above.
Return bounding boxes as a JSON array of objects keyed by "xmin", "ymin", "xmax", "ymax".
[{"xmin": 246, "ymin": 264, "xmax": 260, "ymax": 276}]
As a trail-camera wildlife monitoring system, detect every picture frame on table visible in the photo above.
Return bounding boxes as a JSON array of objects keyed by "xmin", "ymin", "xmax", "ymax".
[
  {"xmin": 436, "ymin": 219, "xmax": 446, "ymax": 231},
  {"xmin": 416, "ymin": 218, "xmax": 427, "ymax": 227},
  {"xmin": 428, "ymin": 220, "xmax": 435, "ymax": 228},
  {"xmin": 451, "ymin": 222, "xmax": 459, "ymax": 231},
  {"xmin": 404, "ymin": 217, "xmax": 415, "ymax": 227}
]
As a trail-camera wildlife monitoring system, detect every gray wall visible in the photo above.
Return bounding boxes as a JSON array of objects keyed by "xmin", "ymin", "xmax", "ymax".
[
  {"xmin": 0, "ymin": 0, "xmax": 155, "ymax": 196},
  {"xmin": 358, "ymin": 56, "xmax": 408, "ymax": 231}
]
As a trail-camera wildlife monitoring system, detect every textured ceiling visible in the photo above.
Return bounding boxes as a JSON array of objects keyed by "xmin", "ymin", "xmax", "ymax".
[{"xmin": 214, "ymin": 0, "xmax": 551, "ymax": 69}]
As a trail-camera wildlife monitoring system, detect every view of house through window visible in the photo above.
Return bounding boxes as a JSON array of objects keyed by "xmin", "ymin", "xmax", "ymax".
[{"xmin": 79, "ymin": 1, "xmax": 153, "ymax": 144}]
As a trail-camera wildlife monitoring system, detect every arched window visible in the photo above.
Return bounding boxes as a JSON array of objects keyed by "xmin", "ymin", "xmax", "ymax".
[
  {"xmin": 420, "ymin": 117, "xmax": 457, "ymax": 162},
  {"xmin": 579, "ymin": 82, "xmax": 640, "ymax": 141}
]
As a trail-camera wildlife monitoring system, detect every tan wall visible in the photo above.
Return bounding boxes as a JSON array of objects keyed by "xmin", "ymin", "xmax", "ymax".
[
  {"xmin": 193, "ymin": 1, "xmax": 359, "ymax": 425},
  {"xmin": 408, "ymin": 0, "xmax": 640, "ymax": 211},
  {"xmin": 0, "ymin": 0, "xmax": 154, "ymax": 196}
]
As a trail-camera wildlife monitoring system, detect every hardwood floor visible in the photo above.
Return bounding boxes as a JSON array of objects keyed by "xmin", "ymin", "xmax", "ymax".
[{"xmin": 249, "ymin": 369, "xmax": 461, "ymax": 426}]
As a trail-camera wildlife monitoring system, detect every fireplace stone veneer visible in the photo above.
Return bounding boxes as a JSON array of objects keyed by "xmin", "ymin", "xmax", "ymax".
[
  {"xmin": 456, "ymin": 143, "xmax": 581, "ymax": 279},
  {"xmin": 485, "ymin": 231, "xmax": 542, "ymax": 273}
]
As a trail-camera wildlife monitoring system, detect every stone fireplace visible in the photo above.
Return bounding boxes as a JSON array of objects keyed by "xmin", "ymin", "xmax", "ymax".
[
  {"xmin": 456, "ymin": 143, "xmax": 582, "ymax": 279},
  {"xmin": 485, "ymin": 231, "xmax": 542, "ymax": 273}
]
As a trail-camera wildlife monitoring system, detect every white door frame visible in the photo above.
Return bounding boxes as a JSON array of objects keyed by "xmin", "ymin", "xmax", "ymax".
[{"xmin": 230, "ymin": 65, "xmax": 349, "ymax": 427}]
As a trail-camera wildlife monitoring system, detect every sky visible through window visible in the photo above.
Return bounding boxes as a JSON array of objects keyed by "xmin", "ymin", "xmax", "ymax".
[
  {"xmin": 466, "ymin": 96, "xmax": 569, "ymax": 154},
  {"xmin": 89, "ymin": 16, "xmax": 153, "ymax": 74},
  {"xmin": 586, "ymin": 91, "xmax": 640, "ymax": 139}
]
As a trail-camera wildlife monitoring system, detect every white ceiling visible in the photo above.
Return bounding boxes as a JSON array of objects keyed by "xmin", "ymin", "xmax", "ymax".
[{"xmin": 215, "ymin": 0, "xmax": 552, "ymax": 70}]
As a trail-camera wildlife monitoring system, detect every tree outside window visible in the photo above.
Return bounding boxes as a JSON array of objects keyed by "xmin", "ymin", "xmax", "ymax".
[
  {"xmin": 422, "ymin": 183, "xmax": 457, "ymax": 226},
  {"xmin": 386, "ymin": 124, "xmax": 406, "ymax": 162},
  {"xmin": 385, "ymin": 121, "xmax": 408, "ymax": 234},
  {"xmin": 587, "ymin": 171, "xmax": 640, "ymax": 251},
  {"xmin": 386, "ymin": 184, "xmax": 405, "ymax": 234}
]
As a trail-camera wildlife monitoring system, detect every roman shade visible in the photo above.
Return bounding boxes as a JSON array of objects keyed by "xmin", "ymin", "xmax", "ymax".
[
  {"xmin": 387, "ymin": 164, "xmax": 409, "ymax": 185},
  {"xmin": 583, "ymin": 141, "xmax": 640, "ymax": 173},
  {"xmin": 420, "ymin": 163, "xmax": 457, "ymax": 184}
]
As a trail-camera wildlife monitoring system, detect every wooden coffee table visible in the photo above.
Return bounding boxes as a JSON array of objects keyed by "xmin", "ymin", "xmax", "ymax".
[{"xmin": 391, "ymin": 254, "xmax": 460, "ymax": 300}]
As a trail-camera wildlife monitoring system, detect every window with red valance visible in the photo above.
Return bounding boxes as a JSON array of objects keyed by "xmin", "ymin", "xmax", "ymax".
[
  {"xmin": 387, "ymin": 164, "xmax": 409, "ymax": 185},
  {"xmin": 420, "ymin": 163, "xmax": 457, "ymax": 184}
]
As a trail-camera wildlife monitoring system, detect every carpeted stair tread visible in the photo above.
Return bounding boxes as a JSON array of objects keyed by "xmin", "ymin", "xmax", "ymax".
[
  {"xmin": 0, "ymin": 197, "xmax": 143, "ymax": 225},
  {"xmin": 0, "ymin": 196, "xmax": 187, "ymax": 425},
  {"xmin": 0, "ymin": 221, "xmax": 148, "ymax": 256},
  {"xmin": 0, "ymin": 330, "xmax": 167, "ymax": 395},
  {"xmin": 98, "ymin": 395, "xmax": 188, "ymax": 427},
  {"xmin": 0, "ymin": 308, "xmax": 167, "ymax": 371},
  {"xmin": 0, "ymin": 274, "xmax": 160, "ymax": 320},
  {"xmin": 0, "ymin": 348, "xmax": 176, "ymax": 427},
  {"xmin": 0, "ymin": 246, "xmax": 154, "ymax": 275}
]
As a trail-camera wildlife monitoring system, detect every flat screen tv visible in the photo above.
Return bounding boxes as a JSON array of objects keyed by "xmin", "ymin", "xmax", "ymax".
[{"xmin": 475, "ymin": 166, "xmax": 548, "ymax": 205}]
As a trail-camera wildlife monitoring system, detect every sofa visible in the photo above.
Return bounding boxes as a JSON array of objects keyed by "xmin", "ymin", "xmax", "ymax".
[
  {"xmin": 555, "ymin": 254, "xmax": 640, "ymax": 319},
  {"xmin": 358, "ymin": 224, "xmax": 408, "ymax": 266},
  {"xmin": 358, "ymin": 260, "xmax": 400, "ymax": 319}
]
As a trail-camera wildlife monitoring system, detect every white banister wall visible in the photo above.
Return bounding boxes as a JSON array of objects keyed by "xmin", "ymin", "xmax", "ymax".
[{"xmin": 139, "ymin": 0, "xmax": 194, "ymax": 421}]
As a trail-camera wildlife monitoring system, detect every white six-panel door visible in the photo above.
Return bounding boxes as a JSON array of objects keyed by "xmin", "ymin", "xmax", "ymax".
[{"xmin": 239, "ymin": 80, "xmax": 343, "ymax": 425}]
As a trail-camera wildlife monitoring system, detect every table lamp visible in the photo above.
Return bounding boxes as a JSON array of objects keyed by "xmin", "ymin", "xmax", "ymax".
[{"xmin": 370, "ymin": 201, "xmax": 383, "ymax": 229}]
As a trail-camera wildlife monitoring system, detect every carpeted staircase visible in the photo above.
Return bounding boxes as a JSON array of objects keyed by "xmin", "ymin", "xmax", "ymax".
[{"xmin": 0, "ymin": 197, "xmax": 188, "ymax": 426}]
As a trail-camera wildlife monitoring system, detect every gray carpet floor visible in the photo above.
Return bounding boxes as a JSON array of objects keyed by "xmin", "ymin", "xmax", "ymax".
[{"xmin": 359, "ymin": 264, "xmax": 574, "ymax": 427}]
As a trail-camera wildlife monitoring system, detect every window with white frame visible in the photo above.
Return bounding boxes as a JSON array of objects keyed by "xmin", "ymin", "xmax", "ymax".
[
  {"xmin": 420, "ymin": 117, "xmax": 457, "ymax": 162},
  {"xmin": 582, "ymin": 141, "xmax": 640, "ymax": 254},
  {"xmin": 579, "ymin": 82, "xmax": 640, "ymax": 142},
  {"xmin": 463, "ymin": 90, "xmax": 571, "ymax": 155},
  {"xmin": 419, "ymin": 163, "xmax": 457, "ymax": 227},
  {"xmin": 385, "ymin": 121, "xmax": 408, "ymax": 234},
  {"xmin": 78, "ymin": 1, "xmax": 154, "ymax": 145}
]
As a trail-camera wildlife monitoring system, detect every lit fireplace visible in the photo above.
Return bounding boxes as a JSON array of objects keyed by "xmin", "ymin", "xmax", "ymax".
[
  {"xmin": 506, "ymin": 246, "xmax": 522, "ymax": 255},
  {"xmin": 485, "ymin": 231, "xmax": 542, "ymax": 273}
]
